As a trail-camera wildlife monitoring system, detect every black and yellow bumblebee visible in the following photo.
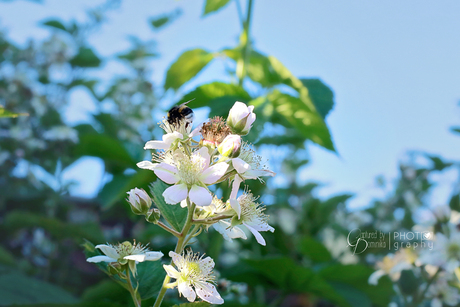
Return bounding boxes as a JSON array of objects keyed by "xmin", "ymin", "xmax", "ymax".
[{"xmin": 167, "ymin": 100, "xmax": 194, "ymax": 126}]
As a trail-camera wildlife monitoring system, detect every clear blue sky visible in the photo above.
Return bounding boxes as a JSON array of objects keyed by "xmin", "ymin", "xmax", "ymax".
[{"xmin": 2, "ymin": 0, "xmax": 460, "ymax": 208}]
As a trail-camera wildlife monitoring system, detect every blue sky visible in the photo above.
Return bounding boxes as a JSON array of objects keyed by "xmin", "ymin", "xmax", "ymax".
[{"xmin": 2, "ymin": 0, "xmax": 460, "ymax": 208}]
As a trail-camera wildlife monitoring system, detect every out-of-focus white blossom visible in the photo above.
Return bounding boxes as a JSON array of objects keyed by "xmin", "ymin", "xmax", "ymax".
[{"xmin": 43, "ymin": 126, "xmax": 78, "ymax": 143}]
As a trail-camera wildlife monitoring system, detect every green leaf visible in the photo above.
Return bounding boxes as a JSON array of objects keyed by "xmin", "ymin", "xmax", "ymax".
[
  {"xmin": 136, "ymin": 260, "xmax": 166, "ymax": 299},
  {"xmin": 0, "ymin": 245, "xmax": 15, "ymax": 267},
  {"xmin": 41, "ymin": 19, "xmax": 67, "ymax": 31},
  {"xmin": 172, "ymin": 302, "xmax": 210, "ymax": 307},
  {"xmin": 268, "ymin": 90, "xmax": 335, "ymax": 151},
  {"xmin": 319, "ymin": 264, "xmax": 394, "ymax": 307},
  {"xmin": 398, "ymin": 270, "xmax": 419, "ymax": 295},
  {"xmin": 329, "ymin": 282, "xmax": 372, "ymax": 307},
  {"xmin": 75, "ymin": 133, "xmax": 135, "ymax": 169},
  {"xmin": 4, "ymin": 211, "xmax": 104, "ymax": 243},
  {"xmin": 181, "ymin": 81, "xmax": 252, "ymax": 117},
  {"xmin": 0, "ymin": 106, "xmax": 28, "ymax": 118},
  {"xmin": 450, "ymin": 126, "xmax": 460, "ymax": 135},
  {"xmin": 425, "ymin": 154, "xmax": 453, "ymax": 171},
  {"xmin": 449, "ymin": 193, "xmax": 460, "ymax": 211},
  {"xmin": 70, "ymin": 47, "xmax": 101, "ymax": 68},
  {"xmin": 150, "ymin": 9, "xmax": 181, "ymax": 30},
  {"xmin": 300, "ymin": 78, "xmax": 334, "ymax": 119},
  {"xmin": 165, "ymin": 49, "xmax": 214, "ymax": 91},
  {"xmin": 298, "ymin": 237, "xmax": 332, "ymax": 262},
  {"xmin": 82, "ymin": 280, "xmax": 128, "ymax": 304},
  {"xmin": 98, "ymin": 171, "xmax": 157, "ymax": 209},
  {"xmin": 0, "ymin": 266, "xmax": 78, "ymax": 305},
  {"xmin": 149, "ymin": 180, "xmax": 188, "ymax": 232},
  {"xmin": 202, "ymin": 0, "xmax": 231, "ymax": 16}
]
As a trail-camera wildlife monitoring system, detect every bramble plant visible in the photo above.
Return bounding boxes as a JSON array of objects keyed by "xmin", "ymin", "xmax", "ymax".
[{"xmin": 86, "ymin": 101, "xmax": 275, "ymax": 306}]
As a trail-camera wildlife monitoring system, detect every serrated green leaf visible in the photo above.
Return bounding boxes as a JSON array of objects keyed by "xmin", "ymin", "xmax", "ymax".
[
  {"xmin": 202, "ymin": 0, "xmax": 231, "ymax": 16},
  {"xmin": 136, "ymin": 260, "xmax": 166, "ymax": 299},
  {"xmin": 268, "ymin": 90, "xmax": 335, "ymax": 151},
  {"xmin": 70, "ymin": 47, "xmax": 101, "ymax": 68},
  {"xmin": 0, "ymin": 267, "xmax": 78, "ymax": 305},
  {"xmin": 41, "ymin": 19, "xmax": 67, "ymax": 32},
  {"xmin": 165, "ymin": 49, "xmax": 214, "ymax": 91},
  {"xmin": 149, "ymin": 180, "xmax": 188, "ymax": 232},
  {"xmin": 0, "ymin": 106, "xmax": 28, "ymax": 118},
  {"xmin": 298, "ymin": 237, "xmax": 332, "ymax": 262},
  {"xmin": 300, "ymin": 78, "xmax": 334, "ymax": 119}
]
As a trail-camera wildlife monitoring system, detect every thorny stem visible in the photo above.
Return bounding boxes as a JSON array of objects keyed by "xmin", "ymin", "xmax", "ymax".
[
  {"xmin": 152, "ymin": 198, "xmax": 196, "ymax": 307},
  {"xmin": 125, "ymin": 266, "xmax": 141, "ymax": 307}
]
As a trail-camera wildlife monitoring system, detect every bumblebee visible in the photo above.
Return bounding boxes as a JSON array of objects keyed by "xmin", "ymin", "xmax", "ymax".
[{"xmin": 167, "ymin": 101, "xmax": 194, "ymax": 126}]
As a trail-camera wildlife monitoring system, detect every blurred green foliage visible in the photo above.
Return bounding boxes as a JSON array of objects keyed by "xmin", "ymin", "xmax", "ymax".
[{"xmin": 0, "ymin": 0, "xmax": 459, "ymax": 306}]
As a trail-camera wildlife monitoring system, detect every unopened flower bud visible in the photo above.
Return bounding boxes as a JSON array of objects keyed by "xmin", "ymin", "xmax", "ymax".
[
  {"xmin": 145, "ymin": 208, "xmax": 161, "ymax": 224},
  {"xmin": 108, "ymin": 262, "xmax": 122, "ymax": 275},
  {"xmin": 126, "ymin": 188, "xmax": 151, "ymax": 215},
  {"xmin": 227, "ymin": 101, "xmax": 256, "ymax": 136},
  {"xmin": 218, "ymin": 134, "xmax": 241, "ymax": 158}
]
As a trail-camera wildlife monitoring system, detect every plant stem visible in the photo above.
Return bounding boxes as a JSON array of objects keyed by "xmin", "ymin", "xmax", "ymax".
[
  {"xmin": 152, "ymin": 199, "xmax": 196, "ymax": 307},
  {"xmin": 125, "ymin": 266, "xmax": 141, "ymax": 307},
  {"xmin": 237, "ymin": 0, "xmax": 254, "ymax": 86},
  {"xmin": 157, "ymin": 221, "xmax": 181, "ymax": 237},
  {"xmin": 192, "ymin": 214, "xmax": 234, "ymax": 224}
]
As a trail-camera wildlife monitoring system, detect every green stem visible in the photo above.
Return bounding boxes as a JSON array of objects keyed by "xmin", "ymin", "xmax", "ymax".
[
  {"xmin": 125, "ymin": 266, "xmax": 141, "ymax": 307},
  {"xmin": 237, "ymin": 0, "xmax": 254, "ymax": 86},
  {"xmin": 413, "ymin": 267, "xmax": 441, "ymax": 305},
  {"xmin": 192, "ymin": 214, "xmax": 234, "ymax": 224},
  {"xmin": 157, "ymin": 221, "xmax": 181, "ymax": 237},
  {"xmin": 152, "ymin": 199, "xmax": 196, "ymax": 307}
]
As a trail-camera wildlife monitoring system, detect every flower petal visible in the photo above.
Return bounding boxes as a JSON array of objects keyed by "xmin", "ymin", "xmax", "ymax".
[
  {"xmin": 244, "ymin": 219, "xmax": 275, "ymax": 233},
  {"xmin": 137, "ymin": 161, "xmax": 158, "ymax": 171},
  {"xmin": 163, "ymin": 183, "xmax": 188, "ymax": 205},
  {"xmin": 213, "ymin": 220, "xmax": 247, "ymax": 242},
  {"xmin": 244, "ymin": 223, "xmax": 266, "ymax": 246},
  {"xmin": 86, "ymin": 255, "xmax": 117, "ymax": 263},
  {"xmin": 189, "ymin": 185, "xmax": 212, "ymax": 207},
  {"xmin": 144, "ymin": 251, "xmax": 164, "ymax": 261},
  {"xmin": 163, "ymin": 264, "xmax": 180, "ymax": 279},
  {"xmin": 124, "ymin": 254, "xmax": 146, "ymax": 262},
  {"xmin": 190, "ymin": 123, "xmax": 203, "ymax": 138},
  {"xmin": 199, "ymin": 256, "xmax": 215, "ymax": 276},
  {"xmin": 179, "ymin": 281, "xmax": 196, "ymax": 302},
  {"xmin": 180, "ymin": 199, "xmax": 188, "ymax": 208},
  {"xmin": 245, "ymin": 169, "xmax": 275, "ymax": 179},
  {"xmin": 144, "ymin": 140, "xmax": 169, "ymax": 150},
  {"xmin": 230, "ymin": 198, "xmax": 241, "ymax": 219},
  {"xmin": 230, "ymin": 175, "xmax": 243, "ymax": 199},
  {"xmin": 368, "ymin": 269, "xmax": 386, "ymax": 285},
  {"xmin": 95, "ymin": 244, "xmax": 119, "ymax": 259},
  {"xmin": 154, "ymin": 163, "xmax": 180, "ymax": 184},
  {"xmin": 200, "ymin": 162, "xmax": 229, "ymax": 184},
  {"xmin": 195, "ymin": 281, "xmax": 224, "ymax": 304},
  {"xmin": 194, "ymin": 147, "xmax": 210, "ymax": 169},
  {"xmin": 232, "ymin": 158, "xmax": 251, "ymax": 174}
]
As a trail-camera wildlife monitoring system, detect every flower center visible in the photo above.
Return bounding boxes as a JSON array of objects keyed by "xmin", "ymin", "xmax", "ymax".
[
  {"xmin": 239, "ymin": 193, "xmax": 268, "ymax": 224},
  {"xmin": 175, "ymin": 152, "xmax": 205, "ymax": 187}
]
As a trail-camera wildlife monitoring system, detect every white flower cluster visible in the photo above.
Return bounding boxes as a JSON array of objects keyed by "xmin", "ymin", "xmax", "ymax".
[{"xmin": 87, "ymin": 101, "xmax": 275, "ymax": 305}]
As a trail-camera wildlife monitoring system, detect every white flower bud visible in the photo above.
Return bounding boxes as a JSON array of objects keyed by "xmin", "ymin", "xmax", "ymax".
[
  {"xmin": 217, "ymin": 134, "xmax": 241, "ymax": 158},
  {"xmin": 126, "ymin": 188, "xmax": 151, "ymax": 215},
  {"xmin": 227, "ymin": 101, "xmax": 256, "ymax": 136}
]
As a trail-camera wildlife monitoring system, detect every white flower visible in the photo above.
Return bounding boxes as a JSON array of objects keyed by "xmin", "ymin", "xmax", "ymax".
[
  {"xmin": 432, "ymin": 205, "xmax": 451, "ymax": 223},
  {"xmin": 419, "ymin": 227, "xmax": 460, "ymax": 273},
  {"xmin": 144, "ymin": 119, "xmax": 202, "ymax": 151},
  {"xmin": 163, "ymin": 251, "xmax": 224, "ymax": 304},
  {"xmin": 227, "ymin": 101, "xmax": 256, "ymax": 135},
  {"xmin": 368, "ymin": 249, "xmax": 414, "ymax": 285},
  {"xmin": 43, "ymin": 126, "xmax": 78, "ymax": 143},
  {"xmin": 126, "ymin": 188, "xmax": 151, "ymax": 215},
  {"xmin": 216, "ymin": 192, "xmax": 274, "ymax": 246},
  {"xmin": 138, "ymin": 147, "xmax": 228, "ymax": 207},
  {"xmin": 229, "ymin": 144, "xmax": 275, "ymax": 217},
  {"xmin": 87, "ymin": 241, "xmax": 163, "ymax": 276}
]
